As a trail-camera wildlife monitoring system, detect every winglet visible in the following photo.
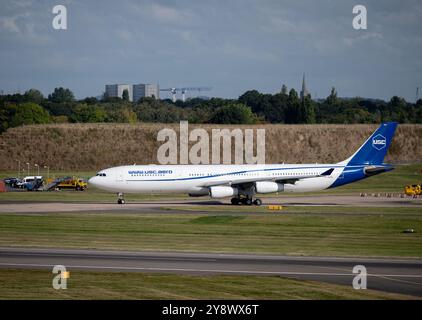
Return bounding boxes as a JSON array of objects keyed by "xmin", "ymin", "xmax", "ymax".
[{"xmin": 320, "ymin": 168, "xmax": 334, "ymax": 176}]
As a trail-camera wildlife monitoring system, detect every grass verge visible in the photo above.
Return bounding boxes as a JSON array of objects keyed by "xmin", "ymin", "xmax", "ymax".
[
  {"xmin": 0, "ymin": 207, "xmax": 421, "ymax": 257},
  {"xmin": 0, "ymin": 269, "xmax": 417, "ymax": 300}
]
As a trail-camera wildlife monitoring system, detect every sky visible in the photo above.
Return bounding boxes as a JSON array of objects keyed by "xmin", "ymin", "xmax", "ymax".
[{"xmin": 0, "ymin": 0, "xmax": 421, "ymax": 101}]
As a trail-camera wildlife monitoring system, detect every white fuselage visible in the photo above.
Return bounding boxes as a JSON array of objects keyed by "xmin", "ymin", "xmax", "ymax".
[
  {"xmin": 87, "ymin": 122, "xmax": 397, "ymax": 200},
  {"xmin": 88, "ymin": 163, "xmax": 347, "ymax": 194}
]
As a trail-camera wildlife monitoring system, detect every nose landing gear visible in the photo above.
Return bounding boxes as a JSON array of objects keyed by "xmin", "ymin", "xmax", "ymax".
[{"xmin": 117, "ymin": 192, "xmax": 125, "ymax": 204}]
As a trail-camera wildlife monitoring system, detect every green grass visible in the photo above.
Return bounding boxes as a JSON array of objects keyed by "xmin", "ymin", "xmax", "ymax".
[
  {"xmin": 0, "ymin": 269, "xmax": 417, "ymax": 300},
  {"xmin": 168, "ymin": 204, "xmax": 422, "ymax": 214},
  {"xmin": 1, "ymin": 207, "xmax": 421, "ymax": 257},
  {"xmin": 190, "ymin": 215, "xmax": 246, "ymax": 224},
  {"xmin": 0, "ymin": 163, "xmax": 421, "ymax": 202}
]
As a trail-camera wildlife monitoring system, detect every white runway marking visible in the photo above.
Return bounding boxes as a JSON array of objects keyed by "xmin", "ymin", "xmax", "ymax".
[{"xmin": 1, "ymin": 262, "xmax": 422, "ymax": 278}]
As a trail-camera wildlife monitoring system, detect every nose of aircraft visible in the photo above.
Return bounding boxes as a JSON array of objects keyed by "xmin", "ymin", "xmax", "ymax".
[{"xmin": 88, "ymin": 176, "xmax": 98, "ymax": 187}]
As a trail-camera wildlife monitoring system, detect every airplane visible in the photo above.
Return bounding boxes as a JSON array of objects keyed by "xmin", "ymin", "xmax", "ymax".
[{"xmin": 88, "ymin": 122, "xmax": 398, "ymax": 205}]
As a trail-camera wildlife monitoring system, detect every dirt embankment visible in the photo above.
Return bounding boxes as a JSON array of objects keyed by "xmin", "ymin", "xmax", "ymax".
[{"xmin": 0, "ymin": 123, "xmax": 420, "ymax": 171}]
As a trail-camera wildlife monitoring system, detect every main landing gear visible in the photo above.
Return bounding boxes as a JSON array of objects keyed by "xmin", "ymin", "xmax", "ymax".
[
  {"xmin": 117, "ymin": 192, "xmax": 125, "ymax": 204},
  {"xmin": 231, "ymin": 196, "xmax": 262, "ymax": 206}
]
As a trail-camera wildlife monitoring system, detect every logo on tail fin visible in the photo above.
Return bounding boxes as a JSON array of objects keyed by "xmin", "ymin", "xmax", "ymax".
[{"xmin": 372, "ymin": 134, "xmax": 386, "ymax": 150}]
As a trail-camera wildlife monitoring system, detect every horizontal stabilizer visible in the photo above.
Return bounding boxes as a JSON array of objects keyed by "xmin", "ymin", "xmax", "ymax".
[
  {"xmin": 364, "ymin": 165, "xmax": 393, "ymax": 176},
  {"xmin": 320, "ymin": 168, "xmax": 334, "ymax": 176}
]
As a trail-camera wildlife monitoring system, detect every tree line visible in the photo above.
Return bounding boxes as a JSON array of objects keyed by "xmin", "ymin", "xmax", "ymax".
[{"xmin": 1, "ymin": 86, "xmax": 422, "ymax": 133}]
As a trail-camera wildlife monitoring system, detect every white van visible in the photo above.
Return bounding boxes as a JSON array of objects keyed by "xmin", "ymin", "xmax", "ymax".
[{"xmin": 16, "ymin": 176, "xmax": 43, "ymax": 188}]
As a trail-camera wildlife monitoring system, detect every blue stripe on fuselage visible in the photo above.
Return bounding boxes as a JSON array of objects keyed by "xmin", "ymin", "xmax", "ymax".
[
  {"xmin": 126, "ymin": 165, "xmax": 357, "ymax": 182},
  {"xmin": 328, "ymin": 166, "xmax": 366, "ymax": 188}
]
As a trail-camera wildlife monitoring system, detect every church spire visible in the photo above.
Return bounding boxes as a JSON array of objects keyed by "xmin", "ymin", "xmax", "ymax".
[{"xmin": 300, "ymin": 73, "xmax": 308, "ymax": 102}]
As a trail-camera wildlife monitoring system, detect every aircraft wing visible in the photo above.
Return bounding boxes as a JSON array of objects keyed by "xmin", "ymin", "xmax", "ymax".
[{"xmin": 202, "ymin": 168, "xmax": 334, "ymax": 188}]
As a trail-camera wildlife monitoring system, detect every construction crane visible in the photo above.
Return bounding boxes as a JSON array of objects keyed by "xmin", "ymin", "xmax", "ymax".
[{"xmin": 160, "ymin": 87, "xmax": 212, "ymax": 102}]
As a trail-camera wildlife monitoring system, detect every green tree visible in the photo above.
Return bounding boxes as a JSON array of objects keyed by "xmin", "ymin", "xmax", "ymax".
[
  {"xmin": 263, "ymin": 93, "xmax": 287, "ymax": 123},
  {"xmin": 84, "ymin": 97, "xmax": 98, "ymax": 105},
  {"xmin": 303, "ymin": 95, "xmax": 316, "ymax": 124},
  {"xmin": 107, "ymin": 107, "xmax": 137, "ymax": 123},
  {"xmin": 415, "ymin": 105, "xmax": 422, "ymax": 123},
  {"xmin": 24, "ymin": 89, "xmax": 44, "ymax": 104},
  {"xmin": 122, "ymin": 89, "xmax": 129, "ymax": 101},
  {"xmin": 285, "ymin": 89, "xmax": 301, "ymax": 123},
  {"xmin": 342, "ymin": 108, "xmax": 375, "ymax": 123},
  {"xmin": 326, "ymin": 87, "xmax": 338, "ymax": 106},
  {"xmin": 389, "ymin": 96, "xmax": 407, "ymax": 109},
  {"xmin": 238, "ymin": 90, "xmax": 262, "ymax": 114},
  {"xmin": 388, "ymin": 96, "xmax": 409, "ymax": 122},
  {"xmin": 210, "ymin": 103, "xmax": 257, "ymax": 124},
  {"xmin": 48, "ymin": 87, "xmax": 75, "ymax": 103},
  {"xmin": 71, "ymin": 104, "xmax": 106, "ymax": 123},
  {"xmin": 9, "ymin": 102, "xmax": 50, "ymax": 127},
  {"xmin": 0, "ymin": 102, "xmax": 15, "ymax": 132}
]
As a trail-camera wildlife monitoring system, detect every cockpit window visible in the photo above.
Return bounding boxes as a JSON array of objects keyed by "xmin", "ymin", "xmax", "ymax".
[{"xmin": 96, "ymin": 173, "xmax": 107, "ymax": 177}]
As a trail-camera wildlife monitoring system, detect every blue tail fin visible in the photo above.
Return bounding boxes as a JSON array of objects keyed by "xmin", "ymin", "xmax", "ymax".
[{"xmin": 344, "ymin": 122, "xmax": 398, "ymax": 166}]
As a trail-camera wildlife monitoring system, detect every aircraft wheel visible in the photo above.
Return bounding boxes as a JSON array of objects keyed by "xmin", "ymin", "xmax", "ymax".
[
  {"xmin": 231, "ymin": 198, "xmax": 240, "ymax": 205},
  {"xmin": 253, "ymin": 199, "xmax": 262, "ymax": 206},
  {"xmin": 245, "ymin": 198, "xmax": 253, "ymax": 206},
  {"xmin": 117, "ymin": 192, "xmax": 125, "ymax": 204}
]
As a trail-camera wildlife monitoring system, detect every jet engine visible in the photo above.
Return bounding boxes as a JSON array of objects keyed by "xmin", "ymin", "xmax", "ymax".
[
  {"xmin": 255, "ymin": 181, "xmax": 284, "ymax": 193},
  {"xmin": 188, "ymin": 187, "xmax": 209, "ymax": 197},
  {"xmin": 209, "ymin": 186, "xmax": 238, "ymax": 198}
]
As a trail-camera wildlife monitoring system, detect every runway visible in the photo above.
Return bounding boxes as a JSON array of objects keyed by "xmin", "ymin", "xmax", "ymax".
[
  {"xmin": 1, "ymin": 247, "xmax": 422, "ymax": 297},
  {"xmin": 0, "ymin": 195, "xmax": 421, "ymax": 214}
]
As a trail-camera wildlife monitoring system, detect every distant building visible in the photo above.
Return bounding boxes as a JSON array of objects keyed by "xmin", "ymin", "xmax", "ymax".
[
  {"xmin": 300, "ymin": 73, "xmax": 309, "ymax": 102},
  {"xmin": 105, "ymin": 83, "xmax": 159, "ymax": 102},
  {"xmin": 133, "ymin": 84, "xmax": 159, "ymax": 102},
  {"xmin": 105, "ymin": 84, "xmax": 133, "ymax": 101}
]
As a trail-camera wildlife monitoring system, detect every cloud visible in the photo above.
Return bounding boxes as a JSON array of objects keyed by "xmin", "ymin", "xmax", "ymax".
[
  {"xmin": 0, "ymin": 11, "xmax": 52, "ymax": 46},
  {"xmin": 0, "ymin": 16, "xmax": 21, "ymax": 33},
  {"xmin": 342, "ymin": 32, "xmax": 384, "ymax": 47},
  {"xmin": 115, "ymin": 29, "xmax": 133, "ymax": 42},
  {"xmin": 12, "ymin": 0, "xmax": 32, "ymax": 8},
  {"xmin": 130, "ymin": 2, "xmax": 193, "ymax": 25},
  {"xmin": 150, "ymin": 3, "xmax": 185, "ymax": 22},
  {"xmin": 0, "ymin": 0, "xmax": 421, "ymax": 101}
]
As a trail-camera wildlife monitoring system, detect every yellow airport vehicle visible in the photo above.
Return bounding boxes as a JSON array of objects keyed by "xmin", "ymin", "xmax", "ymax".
[
  {"xmin": 404, "ymin": 184, "xmax": 422, "ymax": 196},
  {"xmin": 54, "ymin": 178, "xmax": 88, "ymax": 191}
]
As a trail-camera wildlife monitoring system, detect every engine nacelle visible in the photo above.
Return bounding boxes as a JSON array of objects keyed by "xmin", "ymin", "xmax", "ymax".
[
  {"xmin": 255, "ymin": 181, "xmax": 284, "ymax": 194},
  {"xmin": 209, "ymin": 186, "xmax": 238, "ymax": 198},
  {"xmin": 188, "ymin": 187, "xmax": 209, "ymax": 197}
]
